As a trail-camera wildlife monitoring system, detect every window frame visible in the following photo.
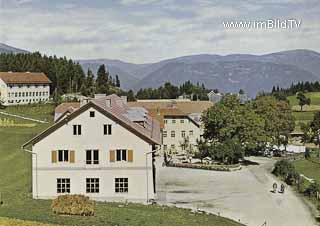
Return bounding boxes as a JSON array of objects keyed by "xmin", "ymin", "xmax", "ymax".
[
  {"xmin": 58, "ymin": 150, "xmax": 69, "ymax": 162},
  {"xmin": 104, "ymin": 124, "xmax": 112, "ymax": 135},
  {"xmin": 171, "ymin": 130, "xmax": 175, "ymax": 138},
  {"xmin": 163, "ymin": 130, "xmax": 167, "ymax": 138},
  {"xmin": 57, "ymin": 178, "xmax": 70, "ymax": 193},
  {"xmin": 115, "ymin": 178, "xmax": 128, "ymax": 193},
  {"xmin": 86, "ymin": 149, "xmax": 99, "ymax": 164},
  {"xmin": 86, "ymin": 178, "xmax": 99, "ymax": 193},
  {"xmin": 116, "ymin": 149, "xmax": 127, "ymax": 162},
  {"xmin": 73, "ymin": 125, "xmax": 82, "ymax": 135}
]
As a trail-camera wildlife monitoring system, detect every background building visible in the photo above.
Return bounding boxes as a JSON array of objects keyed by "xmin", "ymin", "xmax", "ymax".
[
  {"xmin": 128, "ymin": 99, "xmax": 213, "ymax": 155},
  {"xmin": 0, "ymin": 72, "xmax": 51, "ymax": 105}
]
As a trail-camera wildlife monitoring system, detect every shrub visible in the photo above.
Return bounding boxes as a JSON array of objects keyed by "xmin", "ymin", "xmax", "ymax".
[
  {"xmin": 272, "ymin": 160, "xmax": 296, "ymax": 178},
  {"xmin": 305, "ymin": 148, "xmax": 311, "ymax": 159},
  {"xmin": 51, "ymin": 195, "xmax": 95, "ymax": 216},
  {"xmin": 304, "ymin": 182, "xmax": 320, "ymax": 198},
  {"xmin": 285, "ymin": 170, "xmax": 300, "ymax": 185}
]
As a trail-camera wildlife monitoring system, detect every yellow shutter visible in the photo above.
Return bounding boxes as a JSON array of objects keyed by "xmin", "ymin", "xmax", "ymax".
[
  {"xmin": 70, "ymin": 150, "xmax": 75, "ymax": 163},
  {"xmin": 110, "ymin": 150, "xmax": 115, "ymax": 162},
  {"xmin": 51, "ymin": 150, "xmax": 57, "ymax": 163},
  {"xmin": 128, "ymin": 150, "xmax": 133, "ymax": 162}
]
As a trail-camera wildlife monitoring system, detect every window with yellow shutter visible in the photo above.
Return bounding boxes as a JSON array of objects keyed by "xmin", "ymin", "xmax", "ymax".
[
  {"xmin": 70, "ymin": 150, "xmax": 75, "ymax": 163},
  {"xmin": 109, "ymin": 150, "xmax": 115, "ymax": 162},
  {"xmin": 51, "ymin": 150, "xmax": 57, "ymax": 163},
  {"xmin": 128, "ymin": 150, "xmax": 133, "ymax": 162}
]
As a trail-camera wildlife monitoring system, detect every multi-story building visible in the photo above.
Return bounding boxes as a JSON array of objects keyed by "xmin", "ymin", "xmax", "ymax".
[
  {"xmin": 128, "ymin": 99, "xmax": 213, "ymax": 154},
  {"xmin": 0, "ymin": 72, "xmax": 51, "ymax": 106},
  {"xmin": 22, "ymin": 94, "xmax": 160, "ymax": 202}
]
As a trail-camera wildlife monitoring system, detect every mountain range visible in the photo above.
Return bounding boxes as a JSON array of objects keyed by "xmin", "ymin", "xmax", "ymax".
[
  {"xmin": 1, "ymin": 43, "xmax": 320, "ymax": 96},
  {"xmin": 0, "ymin": 43, "xmax": 29, "ymax": 54},
  {"xmin": 77, "ymin": 49, "xmax": 320, "ymax": 96}
]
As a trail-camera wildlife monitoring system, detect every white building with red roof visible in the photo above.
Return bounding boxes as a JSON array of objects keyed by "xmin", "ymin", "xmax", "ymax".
[
  {"xmin": 0, "ymin": 72, "xmax": 51, "ymax": 105},
  {"xmin": 22, "ymin": 94, "xmax": 160, "ymax": 202}
]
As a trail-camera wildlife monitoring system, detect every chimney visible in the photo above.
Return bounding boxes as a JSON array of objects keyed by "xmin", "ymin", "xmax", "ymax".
[
  {"xmin": 106, "ymin": 99, "xmax": 112, "ymax": 108},
  {"xmin": 94, "ymin": 94, "xmax": 106, "ymax": 99},
  {"xmin": 80, "ymin": 97, "xmax": 91, "ymax": 107},
  {"xmin": 121, "ymin": 96, "xmax": 127, "ymax": 104}
]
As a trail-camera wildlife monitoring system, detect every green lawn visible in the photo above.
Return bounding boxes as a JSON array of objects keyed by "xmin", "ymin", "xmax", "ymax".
[
  {"xmin": 288, "ymin": 92, "xmax": 320, "ymax": 107},
  {"xmin": 0, "ymin": 105, "xmax": 242, "ymax": 226},
  {"xmin": 0, "ymin": 104, "xmax": 55, "ymax": 123},
  {"xmin": 0, "ymin": 217, "xmax": 58, "ymax": 226},
  {"xmin": 293, "ymin": 157, "xmax": 320, "ymax": 183},
  {"xmin": 286, "ymin": 92, "xmax": 320, "ymax": 132}
]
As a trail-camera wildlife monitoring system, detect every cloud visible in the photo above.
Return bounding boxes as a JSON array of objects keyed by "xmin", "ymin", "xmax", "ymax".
[{"xmin": 0, "ymin": 0, "xmax": 319, "ymax": 63}]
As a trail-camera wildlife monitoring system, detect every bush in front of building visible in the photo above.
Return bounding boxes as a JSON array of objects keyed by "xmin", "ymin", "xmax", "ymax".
[{"xmin": 51, "ymin": 194, "xmax": 95, "ymax": 216}]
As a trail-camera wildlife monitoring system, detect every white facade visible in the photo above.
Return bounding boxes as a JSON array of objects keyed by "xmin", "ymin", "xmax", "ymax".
[
  {"xmin": 28, "ymin": 106, "xmax": 156, "ymax": 202},
  {"xmin": 0, "ymin": 79, "xmax": 50, "ymax": 106},
  {"xmin": 161, "ymin": 116, "xmax": 201, "ymax": 154}
]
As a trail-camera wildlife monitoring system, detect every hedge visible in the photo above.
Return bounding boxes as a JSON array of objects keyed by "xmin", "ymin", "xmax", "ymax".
[
  {"xmin": 167, "ymin": 162, "xmax": 241, "ymax": 171},
  {"xmin": 51, "ymin": 194, "xmax": 95, "ymax": 216}
]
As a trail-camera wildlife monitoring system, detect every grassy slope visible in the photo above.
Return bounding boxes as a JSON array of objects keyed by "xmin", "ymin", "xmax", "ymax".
[
  {"xmin": 0, "ymin": 104, "xmax": 242, "ymax": 226},
  {"xmin": 287, "ymin": 92, "xmax": 320, "ymax": 106},
  {"xmin": 287, "ymin": 92, "xmax": 320, "ymax": 132},
  {"xmin": 293, "ymin": 152, "xmax": 320, "ymax": 183}
]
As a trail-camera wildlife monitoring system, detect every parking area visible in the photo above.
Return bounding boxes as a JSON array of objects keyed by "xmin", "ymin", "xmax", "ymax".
[{"xmin": 156, "ymin": 157, "xmax": 315, "ymax": 226}]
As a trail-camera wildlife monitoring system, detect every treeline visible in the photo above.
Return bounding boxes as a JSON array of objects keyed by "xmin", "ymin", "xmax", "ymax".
[
  {"xmin": 0, "ymin": 52, "xmax": 123, "ymax": 98},
  {"xmin": 0, "ymin": 52, "xmax": 85, "ymax": 94},
  {"xmin": 0, "ymin": 52, "xmax": 212, "ymax": 102},
  {"xmin": 136, "ymin": 81, "xmax": 209, "ymax": 100},
  {"xmin": 271, "ymin": 81, "xmax": 320, "ymax": 98},
  {"xmin": 80, "ymin": 65, "xmax": 127, "ymax": 99}
]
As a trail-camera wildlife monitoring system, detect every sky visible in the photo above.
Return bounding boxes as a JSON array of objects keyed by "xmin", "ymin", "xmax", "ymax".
[{"xmin": 0, "ymin": 0, "xmax": 319, "ymax": 63}]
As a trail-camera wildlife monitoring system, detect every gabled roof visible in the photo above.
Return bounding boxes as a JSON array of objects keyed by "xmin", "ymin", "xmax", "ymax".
[
  {"xmin": 127, "ymin": 100, "xmax": 213, "ymax": 114},
  {"xmin": 23, "ymin": 95, "xmax": 160, "ymax": 148},
  {"xmin": 127, "ymin": 100, "xmax": 213, "ymax": 128},
  {"xmin": 0, "ymin": 72, "xmax": 51, "ymax": 84}
]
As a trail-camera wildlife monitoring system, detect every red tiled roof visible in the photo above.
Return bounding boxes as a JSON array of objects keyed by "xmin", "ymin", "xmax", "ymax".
[
  {"xmin": 0, "ymin": 72, "xmax": 51, "ymax": 84},
  {"xmin": 127, "ymin": 100, "xmax": 213, "ymax": 114},
  {"xmin": 28, "ymin": 95, "xmax": 161, "ymax": 146},
  {"xmin": 55, "ymin": 102, "xmax": 80, "ymax": 114}
]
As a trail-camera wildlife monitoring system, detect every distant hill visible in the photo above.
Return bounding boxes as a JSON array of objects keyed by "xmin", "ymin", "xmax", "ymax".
[
  {"xmin": 0, "ymin": 43, "xmax": 29, "ymax": 54},
  {"xmin": 2, "ymin": 44, "xmax": 318, "ymax": 96},
  {"xmin": 78, "ymin": 49, "xmax": 320, "ymax": 96},
  {"xmin": 133, "ymin": 61, "xmax": 318, "ymax": 97}
]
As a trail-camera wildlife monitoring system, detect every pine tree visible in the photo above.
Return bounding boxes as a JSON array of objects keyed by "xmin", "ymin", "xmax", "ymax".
[
  {"xmin": 115, "ymin": 75, "xmax": 121, "ymax": 87},
  {"xmin": 96, "ymin": 64, "xmax": 109, "ymax": 94}
]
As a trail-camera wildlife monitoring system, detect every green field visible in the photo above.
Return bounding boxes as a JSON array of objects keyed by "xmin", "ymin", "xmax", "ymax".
[
  {"xmin": 286, "ymin": 92, "xmax": 320, "ymax": 132},
  {"xmin": 0, "ymin": 217, "xmax": 58, "ymax": 226},
  {"xmin": 0, "ymin": 104, "xmax": 242, "ymax": 226},
  {"xmin": 288, "ymin": 92, "xmax": 320, "ymax": 107},
  {"xmin": 293, "ymin": 152, "xmax": 320, "ymax": 183}
]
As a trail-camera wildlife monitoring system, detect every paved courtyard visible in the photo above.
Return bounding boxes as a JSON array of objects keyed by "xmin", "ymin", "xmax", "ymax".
[{"xmin": 156, "ymin": 157, "xmax": 316, "ymax": 226}]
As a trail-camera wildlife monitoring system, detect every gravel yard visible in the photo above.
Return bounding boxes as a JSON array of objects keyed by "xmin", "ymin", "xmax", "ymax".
[{"xmin": 156, "ymin": 157, "xmax": 316, "ymax": 226}]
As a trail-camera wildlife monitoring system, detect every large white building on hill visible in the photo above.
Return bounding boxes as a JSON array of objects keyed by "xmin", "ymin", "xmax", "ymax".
[
  {"xmin": 0, "ymin": 72, "xmax": 51, "ymax": 106},
  {"xmin": 22, "ymin": 94, "xmax": 160, "ymax": 202}
]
